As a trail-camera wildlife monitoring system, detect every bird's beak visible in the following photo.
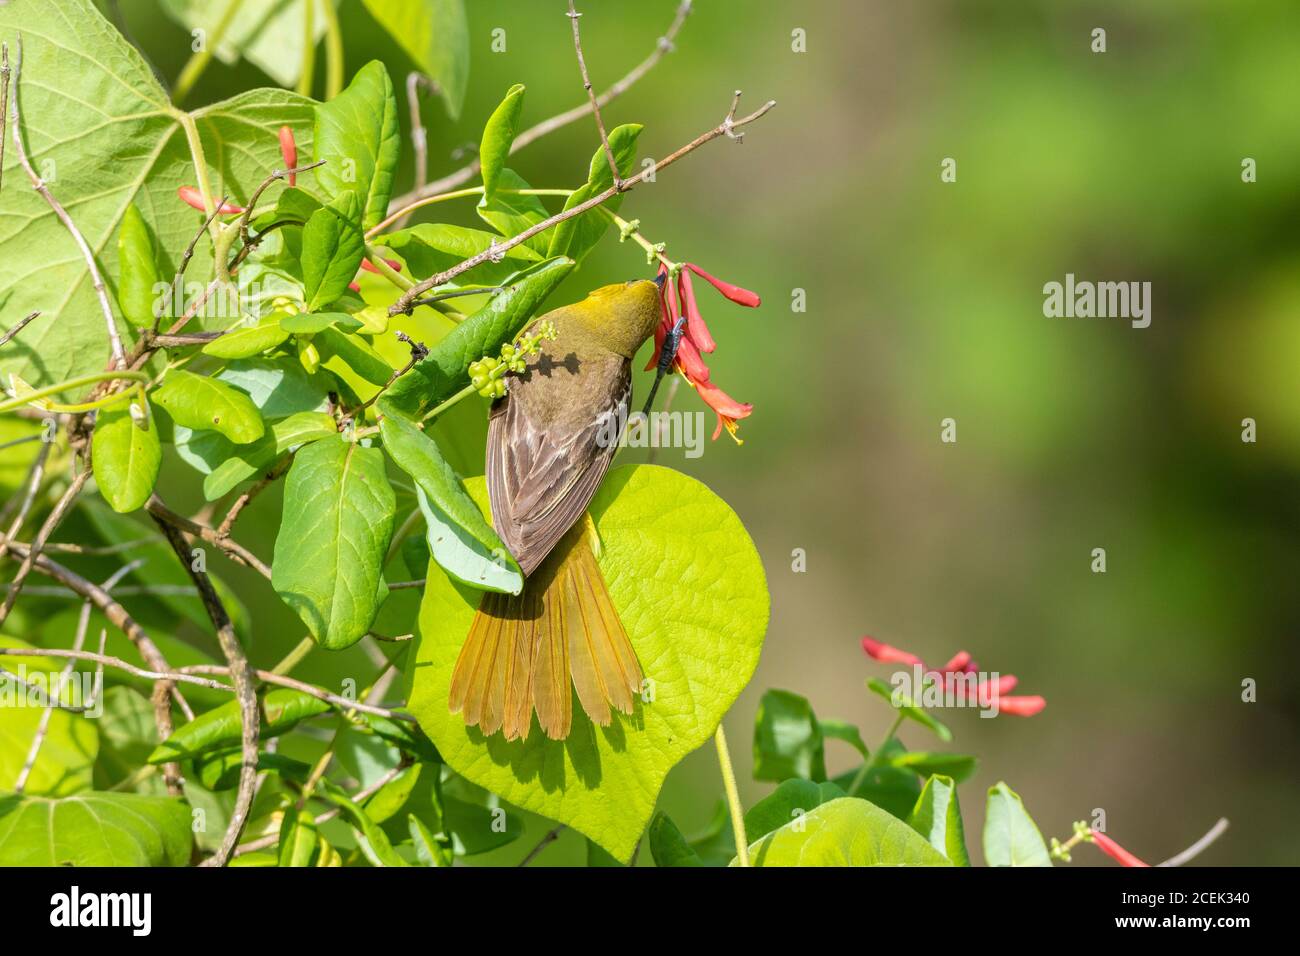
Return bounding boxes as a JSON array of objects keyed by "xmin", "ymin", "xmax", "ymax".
[{"xmin": 652, "ymin": 272, "xmax": 667, "ymax": 290}]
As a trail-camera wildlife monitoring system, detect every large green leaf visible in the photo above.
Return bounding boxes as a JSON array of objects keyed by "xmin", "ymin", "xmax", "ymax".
[
  {"xmin": 378, "ymin": 257, "xmax": 574, "ymax": 419},
  {"xmin": 153, "ymin": 369, "xmax": 266, "ymax": 444},
  {"xmin": 201, "ymin": 314, "xmax": 291, "ymax": 359},
  {"xmin": 408, "ymin": 464, "xmax": 769, "ymax": 862},
  {"xmin": 983, "ymin": 781, "xmax": 1053, "ymax": 867},
  {"xmin": 0, "ymin": 0, "xmax": 318, "ymax": 387},
  {"xmin": 313, "ymin": 61, "xmax": 400, "ymax": 231},
  {"xmin": 272, "ymin": 435, "xmax": 396, "ymax": 649},
  {"xmin": 478, "ymin": 84, "xmax": 525, "ymax": 199},
  {"xmin": 302, "ymin": 192, "xmax": 366, "ymax": 311},
  {"xmin": 0, "ymin": 638, "xmax": 99, "ymax": 796},
  {"xmin": 360, "ymin": 0, "xmax": 469, "ymax": 119},
  {"xmin": 160, "ymin": 0, "xmax": 328, "ymax": 90},
  {"xmin": 379, "ymin": 414, "xmax": 522, "ymax": 594},
  {"xmin": 908, "ymin": 774, "xmax": 971, "ymax": 865},
  {"xmin": 0, "ymin": 792, "xmax": 191, "ymax": 866},
  {"xmin": 740, "ymin": 797, "xmax": 951, "ymax": 867},
  {"xmin": 91, "ymin": 400, "xmax": 161, "ymax": 513}
]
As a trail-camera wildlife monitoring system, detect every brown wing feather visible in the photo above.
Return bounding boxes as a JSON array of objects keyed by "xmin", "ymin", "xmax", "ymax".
[{"xmin": 487, "ymin": 352, "xmax": 630, "ymax": 576}]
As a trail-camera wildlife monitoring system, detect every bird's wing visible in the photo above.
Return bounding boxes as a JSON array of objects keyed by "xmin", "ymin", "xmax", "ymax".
[{"xmin": 487, "ymin": 354, "xmax": 630, "ymax": 576}]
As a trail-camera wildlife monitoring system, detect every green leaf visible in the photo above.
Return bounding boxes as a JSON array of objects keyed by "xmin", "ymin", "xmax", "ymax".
[
  {"xmin": 202, "ymin": 411, "xmax": 337, "ymax": 501},
  {"xmin": 379, "ymin": 222, "xmax": 541, "ymax": 288},
  {"xmin": 440, "ymin": 774, "xmax": 523, "ymax": 856},
  {"xmin": 251, "ymin": 186, "xmax": 322, "ymax": 232},
  {"xmin": 408, "ymin": 464, "xmax": 769, "ymax": 862},
  {"xmin": 866, "ymin": 676, "xmax": 952, "ymax": 742},
  {"xmin": 0, "ymin": 0, "xmax": 318, "ymax": 388},
  {"xmin": 313, "ymin": 61, "xmax": 401, "ymax": 231},
  {"xmin": 476, "ymin": 168, "xmax": 552, "ymax": 256},
  {"xmin": 753, "ymin": 689, "xmax": 826, "ymax": 782},
  {"xmin": 478, "ymin": 84, "xmax": 526, "ymax": 200},
  {"xmin": 160, "ymin": 0, "xmax": 328, "ymax": 89},
  {"xmin": 279, "ymin": 311, "xmax": 364, "ymax": 334},
  {"xmin": 361, "ymin": 0, "xmax": 469, "ymax": 119},
  {"xmin": 378, "ymin": 257, "xmax": 574, "ymax": 419},
  {"xmin": 272, "ymin": 436, "xmax": 397, "ymax": 649},
  {"xmin": 91, "ymin": 400, "xmax": 161, "ymax": 513},
  {"xmin": 92, "ymin": 687, "xmax": 160, "ymax": 790},
  {"xmin": 278, "ymin": 806, "xmax": 321, "ymax": 867},
  {"xmin": 742, "ymin": 798, "xmax": 951, "ymax": 867},
  {"xmin": 648, "ymin": 812, "xmax": 706, "ymax": 867},
  {"xmin": 302, "ymin": 193, "xmax": 366, "ymax": 311},
  {"xmin": 0, "ymin": 639, "xmax": 98, "ymax": 795},
  {"xmin": 362, "ymin": 764, "xmax": 423, "ymax": 825},
  {"xmin": 153, "ymin": 370, "xmax": 266, "ymax": 444},
  {"xmin": 317, "ymin": 779, "xmax": 410, "ymax": 866},
  {"xmin": 408, "ymin": 813, "xmax": 453, "ymax": 867},
  {"xmin": 546, "ymin": 124, "xmax": 643, "ymax": 261},
  {"xmin": 115, "ymin": 204, "xmax": 161, "ymax": 329},
  {"xmin": 818, "ymin": 718, "xmax": 869, "ymax": 758},
  {"xmin": 909, "ymin": 774, "xmax": 971, "ymax": 866},
  {"xmin": 983, "ymin": 781, "xmax": 1053, "ymax": 867},
  {"xmin": 201, "ymin": 314, "xmax": 291, "ymax": 359},
  {"xmin": 0, "ymin": 792, "xmax": 192, "ymax": 866},
  {"xmin": 315, "ymin": 327, "xmax": 394, "ymax": 386},
  {"xmin": 191, "ymin": 748, "xmax": 312, "ymax": 791},
  {"xmin": 832, "ymin": 739, "xmax": 923, "ymax": 819},
  {"xmin": 357, "ymin": 712, "xmax": 442, "ymax": 764},
  {"xmin": 887, "ymin": 750, "xmax": 978, "ymax": 783},
  {"xmin": 379, "ymin": 414, "xmax": 522, "ymax": 594},
  {"xmin": 744, "ymin": 779, "xmax": 845, "ymax": 844},
  {"xmin": 148, "ymin": 688, "xmax": 332, "ymax": 763}
]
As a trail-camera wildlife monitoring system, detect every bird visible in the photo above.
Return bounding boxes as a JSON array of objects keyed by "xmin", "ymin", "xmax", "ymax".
[{"xmin": 448, "ymin": 277, "xmax": 669, "ymax": 742}]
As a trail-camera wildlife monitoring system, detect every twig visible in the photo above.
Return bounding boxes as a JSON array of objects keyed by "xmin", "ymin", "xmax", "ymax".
[
  {"xmin": 391, "ymin": 91, "xmax": 774, "ymax": 315},
  {"xmin": 180, "ymin": 664, "xmax": 414, "ymax": 721},
  {"xmin": 166, "ymin": 198, "xmax": 229, "ymax": 332},
  {"xmin": 0, "ymin": 310, "xmax": 42, "ymax": 349},
  {"xmin": 1158, "ymin": 818, "xmax": 1230, "ymax": 867},
  {"xmin": 567, "ymin": 2, "xmax": 621, "ymax": 188},
  {"xmin": 39, "ymin": 538, "xmax": 155, "ymax": 556},
  {"xmin": 0, "ymin": 647, "xmax": 226, "ymax": 693},
  {"xmin": 390, "ymin": 73, "xmax": 438, "ymax": 232},
  {"xmin": 385, "ymin": 1, "xmax": 693, "ymax": 213},
  {"xmin": 216, "ymin": 456, "xmax": 293, "ymax": 540},
  {"xmin": 0, "ymin": 440, "xmax": 50, "ymax": 563},
  {"xmin": 385, "ymin": 579, "xmax": 426, "ymax": 591},
  {"xmin": 152, "ymin": 513, "xmax": 260, "ymax": 868},
  {"xmin": 237, "ymin": 159, "xmax": 327, "ymax": 250},
  {"xmin": 0, "ymin": 42, "xmax": 9, "ymax": 195},
  {"xmin": 8, "ymin": 38, "xmax": 126, "ymax": 369},
  {"xmin": 517, "ymin": 825, "xmax": 566, "ymax": 867},
  {"xmin": 146, "ymin": 495, "xmax": 272, "ymax": 579},
  {"xmin": 0, "ymin": 469, "xmax": 90, "ymax": 628}
]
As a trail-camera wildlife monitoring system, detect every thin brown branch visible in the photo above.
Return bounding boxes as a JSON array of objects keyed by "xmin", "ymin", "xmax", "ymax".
[
  {"xmin": 518, "ymin": 825, "xmax": 566, "ymax": 867},
  {"xmin": 0, "ymin": 439, "xmax": 50, "ymax": 563},
  {"xmin": 0, "ymin": 469, "xmax": 89, "ymax": 628},
  {"xmin": 165, "ymin": 197, "xmax": 229, "ymax": 333},
  {"xmin": 385, "ymin": 0, "xmax": 693, "ymax": 213},
  {"xmin": 0, "ymin": 310, "xmax": 39, "ymax": 349},
  {"xmin": 237, "ymin": 159, "xmax": 327, "ymax": 251},
  {"xmin": 179, "ymin": 664, "xmax": 414, "ymax": 721},
  {"xmin": 152, "ymin": 512, "xmax": 259, "ymax": 868},
  {"xmin": 0, "ymin": 42, "xmax": 8, "ymax": 195},
  {"xmin": 389, "ymin": 91, "xmax": 775, "ymax": 315},
  {"xmin": 1158, "ymin": 818, "xmax": 1230, "ymax": 867},
  {"xmin": 146, "ymin": 495, "xmax": 272, "ymax": 579},
  {"xmin": 13, "ymin": 600, "xmax": 90, "ymax": 793},
  {"xmin": 8, "ymin": 38, "xmax": 126, "ymax": 369},
  {"xmin": 215, "ymin": 456, "xmax": 293, "ymax": 540},
  {"xmin": 567, "ymin": 2, "xmax": 621, "ymax": 187}
]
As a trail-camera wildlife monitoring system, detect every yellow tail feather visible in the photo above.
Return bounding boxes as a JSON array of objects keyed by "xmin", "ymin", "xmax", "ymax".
[{"xmin": 449, "ymin": 520, "xmax": 642, "ymax": 741}]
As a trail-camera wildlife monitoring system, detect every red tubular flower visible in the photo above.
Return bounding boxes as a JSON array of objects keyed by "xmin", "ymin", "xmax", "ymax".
[
  {"xmin": 360, "ymin": 257, "xmax": 402, "ymax": 275},
  {"xmin": 278, "ymin": 126, "xmax": 298, "ymax": 187},
  {"xmin": 861, "ymin": 636, "xmax": 924, "ymax": 668},
  {"xmin": 685, "ymin": 262, "xmax": 761, "ymax": 308},
  {"xmin": 941, "ymin": 651, "xmax": 972, "ymax": 673},
  {"xmin": 696, "ymin": 379, "xmax": 753, "ymax": 441},
  {"xmin": 348, "ymin": 281, "xmax": 361, "ymax": 293},
  {"xmin": 996, "ymin": 695, "xmax": 1046, "ymax": 717},
  {"xmin": 677, "ymin": 268, "xmax": 716, "ymax": 354},
  {"xmin": 177, "ymin": 186, "xmax": 245, "ymax": 215},
  {"xmin": 1090, "ymin": 829, "xmax": 1150, "ymax": 867}
]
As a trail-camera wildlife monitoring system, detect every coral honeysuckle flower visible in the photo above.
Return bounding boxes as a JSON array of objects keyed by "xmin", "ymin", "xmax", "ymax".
[
  {"xmin": 278, "ymin": 126, "xmax": 298, "ymax": 187},
  {"xmin": 177, "ymin": 186, "xmax": 245, "ymax": 215},
  {"xmin": 1090, "ymin": 829, "xmax": 1150, "ymax": 867},
  {"xmin": 646, "ymin": 261, "xmax": 759, "ymax": 442},
  {"xmin": 359, "ymin": 257, "xmax": 402, "ymax": 275},
  {"xmin": 861, "ymin": 636, "xmax": 1046, "ymax": 716}
]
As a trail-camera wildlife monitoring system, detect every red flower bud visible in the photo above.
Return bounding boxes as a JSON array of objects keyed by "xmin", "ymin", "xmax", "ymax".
[
  {"xmin": 995, "ymin": 695, "xmax": 1046, "ymax": 717},
  {"xmin": 685, "ymin": 263, "xmax": 761, "ymax": 307},
  {"xmin": 348, "ymin": 281, "xmax": 361, "ymax": 293},
  {"xmin": 279, "ymin": 126, "xmax": 298, "ymax": 187},
  {"xmin": 677, "ymin": 269, "xmax": 716, "ymax": 354},
  {"xmin": 1090, "ymin": 829, "xmax": 1149, "ymax": 867},
  {"xmin": 861, "ymin": 636, "xmax": 923, "ymax": 668},
  {"xmin": 177, "ymin": 186, "xmax": 245, "ymax": 215},
  {"xmin": 359, "ymin": 258, "xmax": 402, "ymax": 274},
  {"xmin": 941, "ymin": 651, "xmax": 971, "ymax": 673}
]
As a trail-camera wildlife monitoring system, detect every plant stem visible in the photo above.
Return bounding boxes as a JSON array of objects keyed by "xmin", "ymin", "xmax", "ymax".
[
  {"xmin": 367, "ymin": 187, "xmax": 571, "ymax": 239},
  {"xmin": 365, "ymin": 246, "xmax": 414, "ymax": 291},
  {"xmin": 714, "ymin": 724, "xmax": 749, "ymax": 866},
  {"xmin": 271, "ymin": 636, "xmax": 315, "ymax": 676},
  {"xmin": 848, "ymin": 712, "xmax": 905, "ymax": 797},
  {"xmin": 172, "ymin": 0, "xmax": 245, "ymax": 107},
  {"xmin": 0, "ymin": 371, "xmax": 149, "ymax": 415},
  {"xmin": 321, "ymin": 0, "xmax": 344, "ymax": 100},
  {"xmin": 296, "ymin": 0, "xmax": 316, "ymax": 97},
  {"xmin": 420, "ymin": 383, "xmax": 477, "ymax": 423}
]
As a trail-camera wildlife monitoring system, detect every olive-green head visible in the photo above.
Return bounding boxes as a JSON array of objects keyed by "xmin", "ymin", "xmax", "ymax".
[{"xmin": 561, "ymin": 279, "xmax": 663, "ymax": 359}]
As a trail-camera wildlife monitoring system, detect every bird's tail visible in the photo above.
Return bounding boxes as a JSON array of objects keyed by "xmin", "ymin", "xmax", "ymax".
[{"xmin": 448, "ymin": 518, "xmax": 642, "ymax": 741}]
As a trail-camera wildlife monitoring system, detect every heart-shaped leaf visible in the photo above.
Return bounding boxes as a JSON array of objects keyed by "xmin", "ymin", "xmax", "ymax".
[
  {"xmin": 407, "ymin": 464, "xmax": 769, "ymax": 862},
  {"xmin": 740, "ymin": 797, "xmax": 951, "ymax": 867},
  {"xmin": 0, "ymin": 792, "xmax": 191, "ymax": 866}
]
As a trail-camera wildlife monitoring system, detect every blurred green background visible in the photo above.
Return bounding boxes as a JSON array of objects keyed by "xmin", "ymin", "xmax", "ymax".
[{"xmin": 18, "ymin": 0, "xmax": 1300, "ymax": 864}]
